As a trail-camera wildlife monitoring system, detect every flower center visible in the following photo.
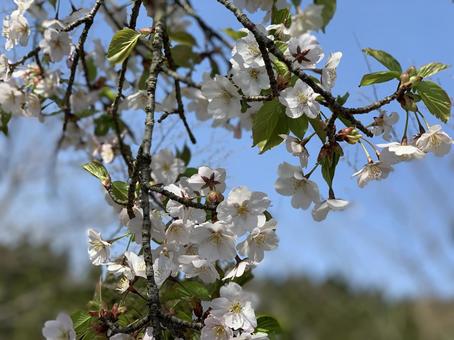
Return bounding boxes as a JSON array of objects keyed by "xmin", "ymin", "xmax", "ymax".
[
  {"xmin": 297, "ymin": 92, "xmax": 309, "ymax": 105},
  {"xmin": 230, "ymin": 301, "xmax": 243, "ymax": 314}
]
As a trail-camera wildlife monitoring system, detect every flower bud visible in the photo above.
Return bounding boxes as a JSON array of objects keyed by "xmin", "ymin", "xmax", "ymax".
[
  {"xmin": 207, "ymin": 191, "xmax": 224, "ymax": 204},
  {"xmin": 406, "ymin": 66, "xmax": 417, "ymax": 77},
  {"xmin": 398, "ymin": 94, "xmax": 418, "ymax": 112},
  {"xmin": 400, "ymin": 72, "xmax": 410, "ymax": 84},
  {"xmin": 336, "ymin": 127, "xmax": 362, "ymax": 144},
  {"xmin": 409, "ymin": 75, "xmax": 422, "ymax": 86}
]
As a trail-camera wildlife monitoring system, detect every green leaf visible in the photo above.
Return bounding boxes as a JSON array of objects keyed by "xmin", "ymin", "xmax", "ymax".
[
  {"xmin": 0, "ymin": 110, "xmax": 11, "ymax": 136},
  {"xmin": 318, "ymin": 142, "xmax": 343, "ymax": 187},
  {"xmin": 309, "ymin": 118, "xmax": 327, "ymax": 142},
  {"xmin": 362, "ymin": 48, "xmax": 402, "ymax": 73},
  {"xmin": 414, "ymin": 80, "xmax": 451, "ymax": 123},
  {"xmin": 110, "ymin": 181, "xmax": 129, "ymax": 204},
  {"xmin": 171, "ymin": 45, "xmax": 199, "ymax": 68},
  {"xmin": 182, "ymin": 167, "xmax": 198, "ymax": 178},
  {"xmin": 275, "ymin": 41, "xmax": 288, "ymax": 54},
  {"xmin": 252, "ymin": 100, "xmax": 289, "ymax": 153},
  {"xmin": 273, "ymin": 59, "xmax": 290, "ymax": 77},
  {"xmin": 107, "ymin": 28, "xmax": 141, "ymax": 65},
  {"xmin": 94, "ymin": 114, "xmax": 114, "ymax": 136},
  {"xmin": 417, "ymin": 62, "xmax": 449, "ymax": 78},
  {"xmin": 287, "ymin": 115, "xmax": 308, "ymax": 138},
  {"xmin": 256, "ymin": 315, "xmax": 283, "ymax": 334},
  {"xmin": 314, "ymin": 0, "xmax": 337, "ymax": 30},
  {"xmin": 71, "ymin": 311, "xmax": 93, "ymax": 338},
  {"xmin": 176, "ymin": 144, "xmax": 191, "ymax": 166},
  {"xmin": 223, "ymin": 28, "xmax": 247, "ymax": 41},
  {"xmin": 82, "ymin": 161, "xmax": 110, "ymax": 181},
  {"xmin": 85, "ymin": 56, "xmax": 97, "ymax": 82},
  {"xmin": 272, "ymin": 7, "xmax": 292, "ymax": 27},
  {"xmin": 359, "ymin": 70, "xmax": 400, "ymax": 86},
  {"xmin": 177, "ymin": 280, "xmax": 212, "ymax": 300},
  {"xmin": 169, "ymin": 31, "xmax": 197, "ymax": 46},
  {"xmin": 336, "ymin": 92, "xmax": 350, "ymax": 106}
]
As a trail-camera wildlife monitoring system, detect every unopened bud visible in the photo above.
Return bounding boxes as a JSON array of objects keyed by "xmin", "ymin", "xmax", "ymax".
[
  {"xmin": 409, "ymin": 75, "xmax": 422, "ymax": 86},
  {"xmin": 400, "ymin": 72, "xmax": 410, "ymax": 84},
  {"xmin": 398, "ymin": 94, "xmax": 418, "ymax": 112},
  {"xmin": 102, "ymin": 177, "xmax": 111, "ymax": 188},
  {"xmin": 207, "ymin": 191, "xmax": 224, "ymax": 204},
  {"xmin": 406, "ymin": 66, "xmax": 417, "ymax": 77},
  {"xmin": 336, "ymin": 127, "xmax": 362, "ymax": 144}
]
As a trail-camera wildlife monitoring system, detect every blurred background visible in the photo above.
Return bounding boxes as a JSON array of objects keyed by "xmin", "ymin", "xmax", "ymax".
[{"xmin": 1, "ymin": 0, "xmax": 454, "ymax": 339}]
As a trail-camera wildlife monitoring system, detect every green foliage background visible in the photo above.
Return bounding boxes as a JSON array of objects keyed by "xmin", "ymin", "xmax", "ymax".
[{"xmin": 2, "ymin": 242, "xmax": 454, "ymax": 339}]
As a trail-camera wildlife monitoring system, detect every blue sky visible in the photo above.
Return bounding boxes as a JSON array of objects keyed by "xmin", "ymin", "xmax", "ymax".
[{"xmin": 1, "ymin": 0, "xmax": 454, "ymax": 299}]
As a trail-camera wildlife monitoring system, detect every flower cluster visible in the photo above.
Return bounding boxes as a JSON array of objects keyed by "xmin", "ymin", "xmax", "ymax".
[{"xmin": 83, "ymin": 158, "xmax": 278, "ymax": 338}]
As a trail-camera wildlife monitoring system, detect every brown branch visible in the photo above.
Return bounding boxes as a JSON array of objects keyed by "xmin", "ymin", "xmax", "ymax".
[
  {"xmin": 162, "ymin": 30, "xmax": 197, "ymax": 144},
  {"xmin": 146, "ymin": 183, "xmax": 217, "ymax": 212}
]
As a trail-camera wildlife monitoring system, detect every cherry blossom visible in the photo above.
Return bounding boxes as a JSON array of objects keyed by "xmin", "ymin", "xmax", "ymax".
[
  {"xmin": 372, "ymin": 111, "xmax": 399, "ymax": 141},
  {"xmin": 352, "ymin": 161, "xmax": 394, "ymax": 188},
  {"xmin": 312, "ymin": 199, "xmax": 350, "ymax": 222},
  {"xmin": 237, "ymin": 219, "xmax": 279, "ymax": 263},
  {"xmin": 201, "ymin": 75, "xmax": 241, "ymax": 120},
  {"xmin": 279, "ymin": 79, "xmax": 320, "ymax": 119},
  {"xmin": 39, "ymin": 25, "xmax": 72, "ymax": 62},
  {"xmin": 87, "ymin": 228, "xmax": 111, "ymax": 266},
  {"xmin": 275, "ymin": 162, "xmax": 320, "ymax": 209},
  {"xmin": 179, "ymin": 255, "xmax": 220, "ymax": 283},
  {"xmin": 416, "ymin": 125, "xmax": 452, "ymax": 156},
  {"xmin": 201, "ymin": 315, "xmax": 233, "ymax": 340},
  {"xmin": 42, "ymin": 312, "xmax": 76, "ymax": 340},
  {"xmin": 209, "ymin": 282, "xmax": 257, "ymax": 332},
  {"xmin": 378, "ymin": 142, "xmax": 425, "ymax": 164},
  {"xmin": 217, "ymin": 186, "xmax": 270, "ymax": 236},
  {"xmin": 321, "ymin": 52, "xmax": 342, "ymax": 91},
  {"xmin": 191, "ymin": 221, "xmax": 237, "ymax": 261},
  {"xmin": 151, "ymin": 149, "xmax": 185, "ymax": 185},
  {"xmin": 187, "ymin": 166, "xmax": 226, "ymax": 195},
  {"xmin": 287, "ymin": 33, "xmax": 324, "ymax": 69}
]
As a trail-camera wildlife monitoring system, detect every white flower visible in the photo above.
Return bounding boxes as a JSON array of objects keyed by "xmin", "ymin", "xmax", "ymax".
[
  {"xmin": 109, "ymin": 334, "xmax": 134, "ymax": 340},
  {"xmin": 232, "ymin": 30, "xmax": 264, "ymax": 67},
  {"xmin": 232, "ymin": 61, "xmax": 270, "ymax": 96},
  {"xmin": 165, "ymin": 180, "xmax": 206, "ymax": 224},
  {"xmin": 217, "ymin": 186, "xmax": 270, "ymax": 236},
  {"xmin": 289, "ymin": 4, "xmax": 324, "ymax": 36},
  {"xmin": 275, "ymin": 162, "xmax": 320, "ymax": 209},
  {"xmin": 0, "ymin": 54, "xmax": 9, "ymax": 80},
  {"xmin": 352, "ymin": 161, "xmax": 393, "ymax": 188},
  {"xmin": 0, "ymin": 81, "xmax": 25, "ymax": 114},
  {"xmin": 372, "ymin": 112, "xmax": 399, "ymax": 141},
  {"xmin": 101, "ymin": 143, "xmax": 115, "ymax": 163},
  {"xmin": 280, "ymin": 134, "xmax": 309, "ymax": 168},
  {"xmin": 377, "ymin": 142, "xmax": 425, "ymax": 164},
  {"xmin": 179, "ymin": 255, "xmax": 220, "ymax": 283},
  {"xmin": 22, "ymin": 92, "xmax": 42, "ymax": 119},
  {"xmin": 234, "ymin": 333, "xmax": 270, "ymax": 340},
  {"xmin": 210, "ymin": 282, "xmax": 257, "ymax": 332},
  {"xmin": 321, "ymin": 52, "xmax": 342, "ymax": 91},
  {"xmin": 123, "ymin": 90, "xmax": 148, "ymax": 110},
  {"xmin": 35, "ymin": 71, "xmax": 61, "ymax": 97},
  {"xmin": 187, "ymin": 166, "xmax": 226, "ymax": 195},
  {"xmin": 191, "ymin": 221, "xmax": 237, "ymax": 261},
  {"xmin": 153, "ymin": 254, "xmax": 173, "ymax": 288},
  {"xmin": 279, "ymin": 79, "xmax": 320, "ymax": 119},
  {"xmin": 3, "ymin": 10, "xmax": 30, "ymax": 50},
  {"xmin": 416, "ymin": 125, "xmax": 452, "ymax": 156},
  {"xmin": 201, "ymin": 315, "xmax": 233, "ymax": 340},
  {"xmin": 70, "ymin": 90, "xmax": 98, "ymax": 114},
  {"xmin": 143, "ymin": 327, "xmax": 155, "ymax": 340},
  {"xmin": 202, "ymin": 75, "xmax": 241, "ymax": 120},
  {"xmin": 120, "ymin": 207, "xmax": 165, "ymax": 244},
  {"xmin": 108, "ymin": 251, "xmax": 146, "ymax": 280},
  {"xmin": 223, "ymin": 260, "xmax": 252, "ymax": 281},
  {"xmin": 42, "ymin": 312, "xmax": 76, "ymax": 340},
  {"xmin": 237, "ymin": 219, "xmax": 279, "ymax": 263},
  {"xmin": 151, "ymin": 149, "xmax": 185, "ymax": 185},
  {"xmin": 39, "ymin": 27, "xmax": 72, "ymax": 62},
  {"xmin": 287, "ymin": 33, "xmax": 324, "ymax": 69},
  {"xmin": 87, "ymin": 228, "xmax": 111, "ymax": 266},
  {"xmin": 182, "ymin": 86, "xmax": 210, "ymax": 121},
  {"xmin": 166, "ymin": 219, "xmax": 191, "ymax": 245},
  {"xmin": 312, "ymin": 199, "xmax": 349, "ymax": 222}
]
